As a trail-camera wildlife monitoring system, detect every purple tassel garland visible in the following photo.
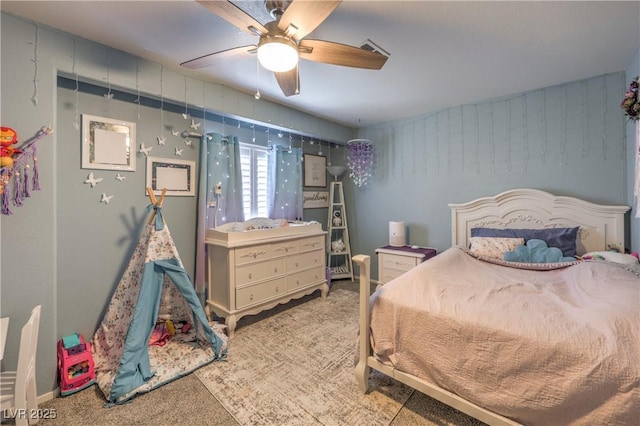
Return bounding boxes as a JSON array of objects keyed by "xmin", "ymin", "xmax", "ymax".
[{"xmin": 0, "ymin": 128, "xmax": 50, "ymax": 214}]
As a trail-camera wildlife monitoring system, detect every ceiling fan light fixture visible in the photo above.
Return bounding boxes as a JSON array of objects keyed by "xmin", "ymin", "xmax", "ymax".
[{"xmin": 257, "ymin": 35, "xmax": 299, "ymax": 72}]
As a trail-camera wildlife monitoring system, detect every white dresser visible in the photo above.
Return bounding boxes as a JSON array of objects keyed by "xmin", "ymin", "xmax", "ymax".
[{"xmin": 206, "ymin": 222, "xmax": 328, "ymax": 337}]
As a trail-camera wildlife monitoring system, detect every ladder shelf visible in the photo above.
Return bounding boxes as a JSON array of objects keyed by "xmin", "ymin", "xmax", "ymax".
[{"xmin": 327, "ymin": 181, "xmax": 354, "ymax": 281}]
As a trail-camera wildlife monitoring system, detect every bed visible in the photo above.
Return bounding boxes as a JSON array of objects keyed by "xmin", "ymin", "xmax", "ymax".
[{"xmin": 354, "ymin": 188, "xmax": 638, "ymax": 425}]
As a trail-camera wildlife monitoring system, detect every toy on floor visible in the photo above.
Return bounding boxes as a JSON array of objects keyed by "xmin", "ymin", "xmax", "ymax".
[{"xmin": 57, "ymin": 333, "xmax": 96, "ymax": 396}]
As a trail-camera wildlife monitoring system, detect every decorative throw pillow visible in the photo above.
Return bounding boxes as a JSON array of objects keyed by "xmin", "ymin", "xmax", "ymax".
[
  {"xmin": 503, "ymin": 239, "xmax": 576, "ymax": 263},
  {"xmin": 471, "ymin": 227, "xmax": 579, "ymax": 257},
  {"xmin": 468, "ymin": 237, "xmax": 524, "ymax": 259}
]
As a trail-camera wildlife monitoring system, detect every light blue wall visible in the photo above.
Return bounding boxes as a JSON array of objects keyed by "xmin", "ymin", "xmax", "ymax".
[
  {"xmin": 55, "ymin": 85, "xmax": 202, "ymax": 342},
  {"xmin": 349, "ymin": 73, "xmax": 634, "ymax": 275},
  {"xmin": 625, "ymin": 46, "xmax": 640, "ymax": 252},
  {"xmin": 0, "ymin": 13, "xmax": 352, "ymax": 395}
]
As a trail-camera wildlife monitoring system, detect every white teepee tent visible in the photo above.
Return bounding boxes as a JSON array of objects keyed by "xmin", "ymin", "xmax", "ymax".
[{"xmin": 91, "ymin": 189, "xmax": 227, "ymax": 405}]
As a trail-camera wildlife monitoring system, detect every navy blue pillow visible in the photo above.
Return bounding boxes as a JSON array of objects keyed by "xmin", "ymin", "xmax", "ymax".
[{"xmin": 470, "ymin": 227, "xmax": 579, "ymax": 257}]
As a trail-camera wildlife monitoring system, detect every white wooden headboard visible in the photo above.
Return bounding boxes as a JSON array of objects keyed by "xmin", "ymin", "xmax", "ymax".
[{"xmin": 449, "ymin": 188, "xmax": 630, "ymax": 255}]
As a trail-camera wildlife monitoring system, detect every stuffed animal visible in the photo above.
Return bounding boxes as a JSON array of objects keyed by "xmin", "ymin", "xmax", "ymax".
[
  {"xmin": 0, "ymin": 127, "xmax": 20, "ymax": 168},
  {"xmin": 331, "ymin": 239, "xmax": 345, "ymax": 252},
  {"xmin": 332, "ymin": 210, "xmax": 342, "ymax": 226}
]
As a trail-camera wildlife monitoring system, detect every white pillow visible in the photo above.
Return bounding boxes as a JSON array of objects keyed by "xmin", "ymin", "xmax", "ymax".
[
  {"xmin": 468, "ymin": 237, "xmax": 525, "ymax": 259},
  {"xmin": 582, "ymin": 251, "xmax": 639, "ymax": 265}
]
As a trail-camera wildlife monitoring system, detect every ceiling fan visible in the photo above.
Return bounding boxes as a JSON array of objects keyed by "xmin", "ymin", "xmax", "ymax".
[{"xmin": 180, "ymin": 0, "xmax": 388, "ymax": 97}]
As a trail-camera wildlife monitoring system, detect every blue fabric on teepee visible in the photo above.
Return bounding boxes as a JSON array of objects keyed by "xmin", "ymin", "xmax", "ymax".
[{"xmin": 109, "ymin": 258, "xmax": 226, "ymax": 402}]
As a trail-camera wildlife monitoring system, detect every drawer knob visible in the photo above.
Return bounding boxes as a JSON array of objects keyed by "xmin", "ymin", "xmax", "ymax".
[
  {"xmin": 248, "ymin": 273, "xmax": 253, "ymax": 279},
  {"xmin": 274, "ymin": 267, "xmax": 278, "ymax": 273},
  {"xmin": 295, "ymin": 262, "xmax": 299, "ymax": 267},
  {"xmin": 276, "ymin": 286, "xmax": 280, "ymax": 292},
  {"xmin": 249, "ymin": 294, "xmax": 254, "ymax": 301},
  {"xmin": 296, "ymin": 280, "xmax": 300, "ymax": 285}
]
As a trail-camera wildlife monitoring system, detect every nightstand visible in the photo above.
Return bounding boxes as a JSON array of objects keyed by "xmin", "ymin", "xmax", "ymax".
[{"xmin": 375, "ymin": 245, "xmax": 437, "ymax": 285}]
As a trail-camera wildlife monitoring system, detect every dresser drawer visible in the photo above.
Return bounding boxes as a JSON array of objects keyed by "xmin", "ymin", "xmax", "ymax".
[
  {"xmin": 235, "ymin": 244, "xmax": 271, "ymax": 265},
  {"xmin": 236, "ymin": 277, "xmax": 286, "ymax": 308},
  {"xmin": 298, "ymin": 236, "xmax": 324, "ymax": 253},
  {"xmin": 287, "ymin": 266, "xmax": 325, "ymax": 292},
  {"xmin": 286, "ymin": 250, "xmax": 323, "ymax": 273},
  {"xmin": 236, "ymin": 258, "xmax": 285, "ymax": 286},
  {"xmin": 271, "ymin": 240, "xmax": 298, "ymax": 257},
  {"xmin": 381, "ymin": 267, "xmax": 408, "ymax": 283},
  {"xmin": 381, "ymin": 253, "xmax": 419, "ymax": 272}
]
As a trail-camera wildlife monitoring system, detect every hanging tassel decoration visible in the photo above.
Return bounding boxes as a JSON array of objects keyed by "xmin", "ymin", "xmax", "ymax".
[
  {"xmin": 23, "ymin": 164, "xmax": 31, "ymax": 198},
  {"xmin": 13, "ymin": 169, "xmax": 23, "ymax": 207},
  {"xmin": 0, "ymin": 127, "xmax": 51, "ymax": 215},
  {"xmin": 32, "ymin": 149, "xmax": 40, "ymax": 191},
  {"xmin": 2, "ymin": 189, "xmax": 11, "ymax": 215},
  {"xmin": 2, "ymin": 168, "xmax": 12, "ymax": 215}
]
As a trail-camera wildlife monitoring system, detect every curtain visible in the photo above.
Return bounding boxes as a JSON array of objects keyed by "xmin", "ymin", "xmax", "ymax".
[
  {"xmin": 635, "ymin": 121, "xmax": 639, "ymax": 218},
  {"xmin": 268, "ymin": 147, "xmax": 303, "ymax": 220},
  {"xmin": 195, "ymin": 133, "xmax": 244, "ymax": 296}
]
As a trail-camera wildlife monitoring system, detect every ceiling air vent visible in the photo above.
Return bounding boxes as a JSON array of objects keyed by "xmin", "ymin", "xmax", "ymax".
[{"xmin": 359, "ymin": 39, "xmax": 390, "ymax": 57}]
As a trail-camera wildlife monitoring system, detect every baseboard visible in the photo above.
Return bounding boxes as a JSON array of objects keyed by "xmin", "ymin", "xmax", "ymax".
[
  {"xmin": 38, "ymin": 389, "xmax": 58, "ymax": 404},
  {"xmin": 353, "ymin": 274, "xmax": 380, "ymax": 286}
]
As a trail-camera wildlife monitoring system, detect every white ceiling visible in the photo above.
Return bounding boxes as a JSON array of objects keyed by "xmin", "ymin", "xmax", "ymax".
[{"xmin": 2, "ymin": 1, "xmax": 639, "ymax": 128}]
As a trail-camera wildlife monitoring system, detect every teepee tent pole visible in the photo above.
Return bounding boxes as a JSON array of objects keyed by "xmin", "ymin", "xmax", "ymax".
[{"xmin": 146, "ymin": 187, "xmax": 167, "ymax": 226}]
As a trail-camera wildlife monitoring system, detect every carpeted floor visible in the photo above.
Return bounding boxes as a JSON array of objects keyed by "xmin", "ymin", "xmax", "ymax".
[
  {"xmin": 8, "ymin": 280, "xmax": 485, "ymax": 425},
  {"xmin": 196, "ymin": 288, "xmax": 413, "ymax": 425}
]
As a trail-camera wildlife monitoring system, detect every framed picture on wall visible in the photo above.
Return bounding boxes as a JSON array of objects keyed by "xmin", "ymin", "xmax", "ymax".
[
  {"xmin": 81, "ymin": 114, "xmax": 136, "ymax": 171},
  {"xmin": 146, "ymin": 157, "xmax": 195, "ymax": 196},
  {"xmin": 303, "ymin": 154, "xmax": 327, "ymax": 188}
]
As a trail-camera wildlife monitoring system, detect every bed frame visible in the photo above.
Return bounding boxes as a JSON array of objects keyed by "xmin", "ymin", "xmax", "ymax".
[{"xmin": 354, "ymin": 188, "xmax": 630, "ymax": 426}]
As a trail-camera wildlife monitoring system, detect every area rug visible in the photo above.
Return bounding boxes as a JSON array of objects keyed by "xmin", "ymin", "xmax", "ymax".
[{"xmin": 195, "ymin": 289, "xmax": 414, "ymax": 425}]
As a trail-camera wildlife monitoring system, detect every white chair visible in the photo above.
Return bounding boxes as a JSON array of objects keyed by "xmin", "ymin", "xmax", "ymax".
[
  {"xmin": 1, "ymin": 317, "xmax": 9, "ymax": 362},
  {"xmin": 0, "ymin": 305, "xmax": 41, "ymax": 426}
]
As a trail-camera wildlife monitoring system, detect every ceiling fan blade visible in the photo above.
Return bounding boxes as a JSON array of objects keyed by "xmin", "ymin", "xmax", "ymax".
[
  {"xmin": 197, "ymin": 0, "xmax": 268, "ymax": 36},
  {"xmin": 180, "ymin": 45, "xmax": 256, "ymax": 69},
  {"xmin": 278, "ymin": 0, "xmax": 341, "ymax": 40},
  {"xmin": 274, "ymin": 67, "xmax": 299, "ymax": 97},
  {"xmin": 299, "ymin": 40, "xmax": 388, "ymax": 70}
]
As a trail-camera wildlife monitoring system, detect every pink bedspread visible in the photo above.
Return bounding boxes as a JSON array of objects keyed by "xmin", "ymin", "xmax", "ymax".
[{"xmin": 370, "ymin": 248, "xmax": 639, "ymax": 425}]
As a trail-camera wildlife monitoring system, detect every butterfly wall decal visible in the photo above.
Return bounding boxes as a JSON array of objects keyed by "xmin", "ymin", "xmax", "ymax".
[
  {"xmin": 84, "ymin": 172, "xmax": 103, "ymax": 188},
  {"xmin": 100, "ymin": 193, "xmax": 114, "ymax": 204},
  {"xmin": 139, "ymin": 143, "xmax": 153, "ymax": 156}
]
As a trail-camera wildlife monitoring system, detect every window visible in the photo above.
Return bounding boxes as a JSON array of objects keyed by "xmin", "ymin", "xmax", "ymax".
[{"xmin": 240, "ymin": 143, "xmax": 269, "ymax": 219}]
